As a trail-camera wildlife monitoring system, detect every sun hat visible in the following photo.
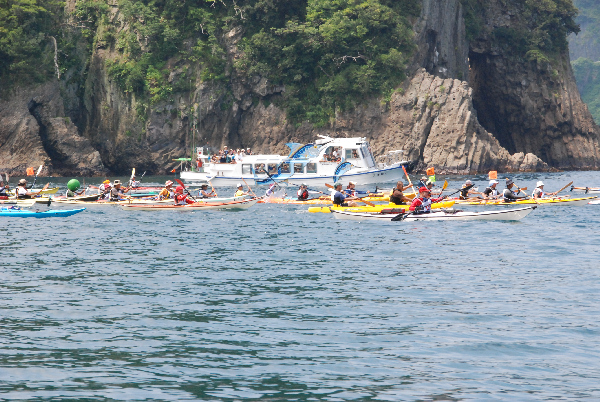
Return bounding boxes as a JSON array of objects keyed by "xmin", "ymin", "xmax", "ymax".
[
  {"xmin": 506, "ymin": 178, "xmax": 513, "ymax": 186},
  {"xmin": 426, "ymin": 180, "xmax": 434, "ymax": 186},
  {"xmin": 489, "ymin": 180, "xmax": 499, "ymax": 186},
  {"xmin": 537, "ymin": 181, "xmax": 544, "ymax": 187},
  {"xmin": 113, "ymin": 180, "xmax": 121, "ymax": 185},
  {"xmin": 165, "ymin": 180, "xmax": 173, "ymax": 186},
  {"xmin": 18, "ymin": 179, "xmax": 27, "ymax": 185},
  {"xmin": 200, "ymin": 183, "xmax": 208, "ymax": 188},
  {"xmin": 237, "ymin": 183, "xmax": 243, "ymax": 187},
  {"xmin": 349, "ymin": 181, "xmax": 356, "ymax": 185},
  {"xmin": 465, "ymin": 180, "xmax": 473, "ymax": 185},
  {"xmin": 175, "ymin": 186, "xmax": 184, "ymax": 193},
  {"xmin": 301, "ymin": 183, "xmax": 307, "ymax": 187}
]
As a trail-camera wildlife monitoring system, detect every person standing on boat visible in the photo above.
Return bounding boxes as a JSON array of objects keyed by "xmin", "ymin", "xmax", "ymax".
[
  {"xmin": 409, "ymin": 187, "xmax": 446, "ymax": 214},
  {"xmin": 297, "ymin": 183, "xmax": 309, "ymax": 201},
  {"xmin": 198, "ymin": 184, "xmax": 216, "ymax": 198},
  {"xmin": 157, "ymin": 180, "xmax": 175, "ymax": 200},
  {"xmin": 174, "ymin": 186, "xmax": 194, "ymax": 205},
  {"xmin": 332, "ymin": 183, "xmax": 359, "ymax": 207},
  {"xmin": 482, "ymin": 180, "xmax": 500, "ymax": 199},
  {"xmin": 532, "ymin": 181, "xmax": 557, "ymax": 199},
  {"xmin": 503, "ymin": 179, "xmax": 527, "ymax": 202},
  {"xmin": 389, "ymin": 181, "xmax": 411, "ymax": 205},
  {"xmin": 234, "ymin": 183, "xmax": 249, "ymax": 197}
]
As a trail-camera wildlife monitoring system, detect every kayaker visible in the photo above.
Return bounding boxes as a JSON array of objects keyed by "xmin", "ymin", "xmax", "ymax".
[
  {"xmin": 157, "ymin": 180, "xmax": 175, "ymax": 200},
  {"xmin": 459, "ymin": 180, "xmax": 478, "ymax": 200},
  {"xmin": 128, "ymin": 175, "xmax": 140, "ymax": 188},
  {"xmin": 0, "ymin": 180, "xmax": 9, "ymax": 198},
  {"xmin": 389, "ymin": 181, "xmax": 412, "ymax": 205},
  {"xmin": 482, "ymin": 180, "xmax": 500, "ymax": 199},
  {"xmin": 109, "ymin": 180, "xmax": 130, "ymax": 201},
  {"xmin": 265, "ymin": 183, "xmax": 277, "ymax": 197},
  {"xmin": 297, "ymin": 183, "xmax": 309, "ymax": 201},
  {"xmin": 503, "ymin": 178, "xmax": 527, "ymax": 202},
  {"xmin": 66, "ymin": 179, "xmax": 85, "ymax": 198},
  {"xmin": 416, "ymin": 176, "xmax": 428, "ymax": 188},
  {"xmin": 98, "ymin": 180, "xmax": 112, "ymax": 200},
  {"xmin": 332, "ymin": 183, "xmax": 359, "ymax": 207},
  {"xmin": 234, "ymin": 183, "xmax": 249, "ymax": 197},
  {"xmin": 174, "ymin": 186, "xmax": 194, "ymax": 205},
  {"xmin": 198, "ymin": 183, "xmax": 216, "ymax": 198},
  {"xmin": 15, "ymin": 179, "xmax": 40, "ymax": 199},
  {"xmin": 409, "ymin": 186, "xmax": 446, "ymax": 214},
  {"xmin": 532, "ymin": 181, "xmax": 557, "ymax": 199}
]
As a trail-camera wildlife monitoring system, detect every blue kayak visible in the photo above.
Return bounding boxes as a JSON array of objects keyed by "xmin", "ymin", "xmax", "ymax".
[{"xmin": 0, "ymin": 207, "xmax": 86, "ymax": 218}]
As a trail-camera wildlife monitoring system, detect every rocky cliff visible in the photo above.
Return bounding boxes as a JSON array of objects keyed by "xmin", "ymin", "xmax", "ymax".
[{"xmin": 0, "ymin": 0, "xmax": 598, "ymax": 176}]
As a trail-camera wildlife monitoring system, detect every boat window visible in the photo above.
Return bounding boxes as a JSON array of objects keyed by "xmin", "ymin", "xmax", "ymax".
[
  {"xmin": 267, "ymin": 163, "xmax": 278, "ymax": 174},
  {"xmin": 346, "ymin": 149, "xmax": 360, "ymax": 159},
  {"xmin": 294, "ymin": 163, "xmax": 304, "ymax": 173},
  {"xmin": 306, "ymin": 163, "xmax": 317, "ymax": 173},
  {"xmin": 242, "ymin": 164, "xmax": 252, "ymax": 175},
  {"xmin": 254, "ymin": 163, "xmax": 266, "ymax": 174},
  {"xmin": 322, "ymin": 146, "xmax": 342, "ymax": 162}
]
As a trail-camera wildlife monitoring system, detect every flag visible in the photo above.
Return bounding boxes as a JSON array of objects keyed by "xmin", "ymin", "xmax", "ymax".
[
  {"xmin": 26, "ymin": 167, "xmax": 34, "ymax": 176},
  {"xmin": 170, "ymin": 168, "xmax": 176, "ymax": 173},
  {"xmin": 426, "ymin": 167, "xmax": 435, "ymax": 176},
  {"xmin": 428, "ymin": 175, "xmax": 436, "ymax": 183},
  {"xmin": 488, "ymin": 170, "xmax": 497, "ymax": 180}
]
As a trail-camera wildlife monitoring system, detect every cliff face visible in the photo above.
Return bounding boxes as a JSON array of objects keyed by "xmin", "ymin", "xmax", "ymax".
[{"xmin": 0, "ymin": 0, "xmax": 598, "ymax": 176}]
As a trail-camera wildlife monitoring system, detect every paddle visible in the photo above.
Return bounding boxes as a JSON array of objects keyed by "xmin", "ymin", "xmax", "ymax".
[
  {"xmin": 510, "ymin": 180, "xmax": 540, "ymax": 205},
  {"xmin": 437, "ymin": 180, "xmax": 449, "ymax": 196},
  {"xmin": 324, "ymin": 183, "xmax": 376, "ymax": 207},
  {"xmin": 175, "ymin": 179, "xmax": 198, "ymax": 202},
  {"xmin": 208, "ymin": 180, "xmax": 218, "ymax": 197},
  {"xmin": 31, "ymin": 165, "xmax": 43, "ymax": 189},
  {"xmin": 401, "ymin": 165, "xmax": 416, "ymax": 196},
  {"xmin": 241, "ymin": 177, "xmax": 259, "ymax": 198},
  {"xmin": 554, "ymin": 181, "xmax": 573, "ymax": 196},
  {"xmin": 445, "ymin": 183, "xmax": 475, "ymax": 198},
  {"xmin": 139, "ymin": 171, "xmax": 146, "ymax": 182}
]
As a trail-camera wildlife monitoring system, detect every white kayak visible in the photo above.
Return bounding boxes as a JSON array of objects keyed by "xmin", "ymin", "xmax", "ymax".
[
  {"xmin": 331, "ymin": 206, "xmax": 536, "ymax": 221},
  {"xmin": 119, "ymin": 197, "xmax": 260, "ymax": 211},
  {"xmin": 0, "ymin": 199, "xmax": 36, "ymax": 207}
]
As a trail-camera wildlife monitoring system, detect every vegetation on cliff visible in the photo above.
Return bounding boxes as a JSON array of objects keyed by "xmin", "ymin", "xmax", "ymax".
[
  {"xmin": 462, "ymin": 0, "xmax": 579, "ymax": 64},
  {"xmin": 572, "ymin": 58, "xmax": 600, "ymax": 124}
]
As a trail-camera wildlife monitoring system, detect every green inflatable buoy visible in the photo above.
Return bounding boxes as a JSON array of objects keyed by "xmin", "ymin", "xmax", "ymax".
[{"xmin": 67, "ymin": 179, "xmax": 80, "ymax": 191}]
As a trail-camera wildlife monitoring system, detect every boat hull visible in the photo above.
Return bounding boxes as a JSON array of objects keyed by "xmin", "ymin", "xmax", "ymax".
[
  {"xmin": 331, "ymin": 206, "xmax": 536, "ymax": 221},
  {"xmin": 455, "ymin": 196, "xmax": 596, "ymax": 206},
  {"xmin": 0, "ymin": 208, "xmax": 85, "ymax": 218},
  {"xmin": 308, "ymin": 200, "xmax": 455, "ymax": 213},
  {"xmin": 120, "ymin": 198, "xmax": 259, "ymax": 211},
  {"xmin": 181, "ymin": 164, "xmax": 406, "ymax": 187}
]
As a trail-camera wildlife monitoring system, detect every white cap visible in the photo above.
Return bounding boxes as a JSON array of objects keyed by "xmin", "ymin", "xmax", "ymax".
[
  {"xmin": 489, "ymin": 180, "xmax": 499, "ymax": 186},
  {"xmin": 537, "ymin": 181, "xmax": 544, "ymax": 187},
  {"xmin": 465, "ymin": 180, "xmax": 473, "ymax": 185},
  {"xmin": 349, "ymin": 181, "xmax": 356, "ymax": 185},
  {"xmin": 237, "ymin": 183, "xmax": 242, "ymax": 187}
]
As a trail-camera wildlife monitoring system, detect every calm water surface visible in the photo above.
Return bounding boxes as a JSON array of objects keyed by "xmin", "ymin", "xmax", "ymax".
[{"xmin": 1, "ymin": 171, "xmax": 600, "ymax": 400}]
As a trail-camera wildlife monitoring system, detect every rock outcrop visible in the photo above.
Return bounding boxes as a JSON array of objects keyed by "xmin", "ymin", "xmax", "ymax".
[{"xmin": 0, "ymin": 82, "xmax": 105, "ymax": 176}]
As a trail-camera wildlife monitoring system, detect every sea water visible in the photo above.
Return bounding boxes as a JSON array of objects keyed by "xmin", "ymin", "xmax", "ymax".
[{"xmin": 1, "ymin": 171, "xmax": 599, "ymax": 400}]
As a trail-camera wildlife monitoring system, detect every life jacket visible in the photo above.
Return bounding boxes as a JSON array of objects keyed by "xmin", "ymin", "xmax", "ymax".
[
  {"xmin": 175, "ymin": 194, "xmax": 189, "ymax": 205},
  {"xmin": 297, "ymin": 188, "xmax": 309, "ymax": 200},
  {"xmin": 410, "ymin": 196, "xmax": 432, "ymax": 213},
  {"xmin": 333, "ymin": 191, "xmax": 346, "ymax": 206},
  {"xmin": 534, "ymin": 188, "xmax": 544, "ymax": 198}
]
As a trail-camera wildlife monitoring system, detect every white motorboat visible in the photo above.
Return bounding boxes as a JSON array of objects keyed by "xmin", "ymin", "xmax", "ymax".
[
  {"xmin": 330, "ymin": 206, "xmax": 536, "ymax": 221},
  {"xmin": 180, "ymin": 135, "xmax": 409, "ymax": 186}
]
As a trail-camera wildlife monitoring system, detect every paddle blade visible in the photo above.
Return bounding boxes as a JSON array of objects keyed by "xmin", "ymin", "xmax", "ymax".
[
  {"xmin": 391, "ymin": 213, "xmax": 406, "ymax": 221},
  {"xmin": 36, "ymin": 164, "xmax": 43, "ymax": 176},
  {"xmin": 175, "ymin": 179, "xmax": 186, "ymax": 189},
  {"xmin": 442, "ymin": 180, "xmax": 448, "ymax": 190},
  {"xmin": 42, "ymin": 183, "xmax": 50, "ymax": 190},
  {"xmin": 325, "ymin": 183, "xmax": 334, "ymax": 189}
]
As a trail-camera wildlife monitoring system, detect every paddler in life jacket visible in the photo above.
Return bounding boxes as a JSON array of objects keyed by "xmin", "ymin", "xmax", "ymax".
[
  {"xmin": 174, "ymin": 186, "xmax": 194, "ymax": 205},
  {"xmin": 128, "ymin": 175, "xmax": 140, "ymax": 188},
  {"xmin": 332, "ymin": 182, "xmax": 359, "ymax": 207},
  {"xmin": 66, "ymin": 179, "xmax": 85, "ymax": 198},
  {"xmin": 15, "ymin": 179, "xmax": 38, "ymax": 199},
  {"xmin": 532, "ymin": 181, "xmax": 557, "ymax": 199},
  {"xmin": 482, "ymin": 180, "xmax": 500, "ymax": 199},
  {"xmin": 409, "ymin": 186, "xmax": 446, "ymax": 214},
  {"xmin": 416, "ymin": 176, "xmax": 428, "ymax": 189},
  {"xmin": 458, "ymin": 180, "xmax": 479, "ymax": 200},
  {"xmin": 389, "ymin": 181, "xmax": 411, "ymax": 205},
  {"xmin": 109, "ymin": 180, "xmax": 130, "ymax": 201},
  {"xmin": 234, "ymin": 183, "xmax": 249, "ymax": 197},
  {"xmin": 199, "ymin": 183, "xmax": 216, "ymax": 198},
  {"xmin": 0, "ymin": 180, "xmax": 9, "ymax": 199},
  {"xmin": 503, "ymin": 178, "xmax": 527, "ymax": 202},
  {"xmin": 297, "ymin": 183, "xmax": 309, "ymax": 201},
  {"xmin": 157, "ymin": 180, "xmax": 175, "ymax": 200}
]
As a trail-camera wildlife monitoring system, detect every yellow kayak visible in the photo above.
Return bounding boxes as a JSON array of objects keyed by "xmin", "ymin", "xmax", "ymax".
[
  {"xmin": 455, "ymin": 196, "xmax": 596, "ymax": 206},
  {"xmin": 308, "ymin": 200, "xmax": 455, "ymax": 213}
]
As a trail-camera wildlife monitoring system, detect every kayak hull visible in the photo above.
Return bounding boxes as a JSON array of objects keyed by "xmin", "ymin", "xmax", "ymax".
[
  {"xmin": 331, "ymin": 206, "xmax": 536, "ymax": 221},
  {"xmin": 454, "ymin": 196, "xmax": 596, "ymax": 206},
  {"xmin": 308, "ymin": 200, "xmax": 455, "ymax": 213},
  {"xmin": 120, "ymin": 198, "xmax": 259, "ymax": 211},
  {"xmin": 0, "ymin": 208, "xmax": 85, "ymax": 218}
]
